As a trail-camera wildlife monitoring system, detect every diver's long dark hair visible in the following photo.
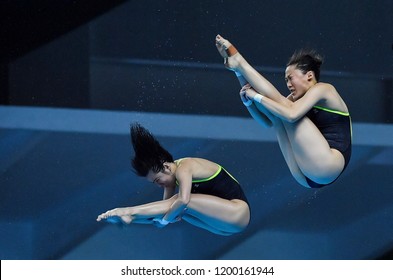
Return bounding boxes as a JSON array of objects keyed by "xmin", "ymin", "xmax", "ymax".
[
  {"xmin": 287, "ymin": 49, "xmax": 324, "ymax": 81},
  {"xmin": 130, "ymin": 122, "xmax": 174, "ymax": 177}
]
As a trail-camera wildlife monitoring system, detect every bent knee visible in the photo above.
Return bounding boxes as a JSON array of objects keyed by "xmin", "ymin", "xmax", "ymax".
[
  {"xmin": 232, "ymin": 200, "xmax": 250, "ymax": 228},
  {"xmin": 302, "ymin": 157, "xmax": 344, "ymax": 185}
]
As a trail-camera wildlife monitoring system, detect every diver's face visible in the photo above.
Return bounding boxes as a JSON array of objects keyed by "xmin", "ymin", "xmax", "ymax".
[
  {"xmin": 146, "ymin": 164, "xmax": 176, "ymax": 188},
  {"xmin": 285, "ymin": 65, "xmax": 312, "ymax": 101}
]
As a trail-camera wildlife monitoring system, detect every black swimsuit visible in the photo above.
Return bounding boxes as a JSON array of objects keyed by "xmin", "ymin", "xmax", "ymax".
[
  {"xmin": 305, "ymin": 106, "xmax": 352, "ymax": 188},
  {"xmin": 189, "ymin": 165, "xmax": 249, "ymax": 205}
]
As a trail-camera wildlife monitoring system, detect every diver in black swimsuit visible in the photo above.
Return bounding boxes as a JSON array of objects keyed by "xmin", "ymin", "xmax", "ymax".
[
  {"xmin": 304, "ymin": 106, "xmax": 352, "ymax": 187},
  {"xmin": 216, "ymin": 34, "xmax": 352, "ymax": 188},
  {"xmin": 186, "ymin": 162, "xmax": 249, "ymax": 204},
  {"xmin": 97, "ymin": 123, "xmax": 250, "ymax": 236}
]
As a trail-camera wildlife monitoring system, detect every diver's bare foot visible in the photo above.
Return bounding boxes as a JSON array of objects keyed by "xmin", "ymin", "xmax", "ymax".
[
  {"xmin": 97, "ymin": 214, "xmax": 134, "ymax": 224},
  {"xmin": 215, "ymin": 34, "xmax": 238, "ymax": 56},
  {"xmin": 215, "ymin": 34, "xmax": 242, "ymax": 70}
]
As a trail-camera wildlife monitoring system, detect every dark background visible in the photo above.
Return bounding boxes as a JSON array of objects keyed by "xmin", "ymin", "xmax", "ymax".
[{"xmin": 1, "ymin": 0, "xmax": 392, "ymax": 122}]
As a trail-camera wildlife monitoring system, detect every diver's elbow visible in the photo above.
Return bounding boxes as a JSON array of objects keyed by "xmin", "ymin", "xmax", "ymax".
[{"xmin": 285, "ymin": 112, "xmax": 301, "ymax": 123}]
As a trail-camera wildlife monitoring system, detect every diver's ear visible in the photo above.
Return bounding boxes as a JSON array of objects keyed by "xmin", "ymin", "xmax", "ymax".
[
  {"xmin": 162, "ymin": 162, "xmax": 171, "ymax": 173},
  {"xmin": 306, "ymin": 70, "xmax": 314, "ymax": 81}
]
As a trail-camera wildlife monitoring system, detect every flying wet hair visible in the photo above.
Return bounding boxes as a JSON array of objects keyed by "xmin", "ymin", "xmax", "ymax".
[
  {"xmin": 287, "ymin": 49, "xmax": 324, "ymax": 81},
  {"xmin": 130, "ymin": 122, "xmax": 174, "ymax": 177}
]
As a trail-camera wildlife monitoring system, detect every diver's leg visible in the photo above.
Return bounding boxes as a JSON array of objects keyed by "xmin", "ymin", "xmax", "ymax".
[
  {"xmin": 282, "ymin": 117, "xmax": 345, "ymax": 185},
  {"xmin": 183, "ymin": 195, "xmax": 250, "ymax": 233},
  {"xmin": 181, "ymin": 215, "xmax": 233, "ymax": 236},
  {"xmin": 97, "ymin": 194, "xmax": 250, "ymax": 234},
  {"xmin": 269, "ymin": 116, "xmax": 310, "ymax": 187},
  {"xmin": 215, "ymin": 35, "xmax": 291, "ymax": 106}
]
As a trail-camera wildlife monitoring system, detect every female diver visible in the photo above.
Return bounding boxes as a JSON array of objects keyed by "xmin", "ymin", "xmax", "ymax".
[
  {"xmin": 215, "ymin": 35, "xmax": 352, "ymax": 188},
  {"xmin": 97, "ymin": 123, "xmax": 250, "ymax": 235}
]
